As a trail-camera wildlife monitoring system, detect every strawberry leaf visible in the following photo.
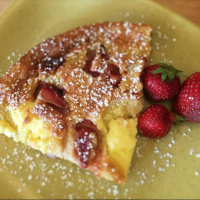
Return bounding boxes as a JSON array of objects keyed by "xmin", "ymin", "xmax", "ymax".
[
  {"xmin": 151, "ymin": 62, "xmax": 187, "ymax": 83},
  {"xmin": 168, "ymin": 73, "xmax": 175, "ymax": 82},
  {"xmin": 161, "ymin": 73, "xmax": 167, "ymax": 81},
  {"xmin": 173, "ymin": 114, "xmax": 185, "ymax": 133},
  {"xmin": 177, "ymin": 70, "xmax": 183, "ymax": 73},
  {"xmin": 158, "ymin": 63, "xmax": 169, "ymax": 68},
  {"xmin": 174, "ymin": 114, "xmax": 185, "ymax": 124},
  {"xmin": 176, "ymin": 74, "xmax": 188, "ymax": 78},
  {"xmin": 151, "ymin": 67, "xmax": 165, "ymax": 74}
]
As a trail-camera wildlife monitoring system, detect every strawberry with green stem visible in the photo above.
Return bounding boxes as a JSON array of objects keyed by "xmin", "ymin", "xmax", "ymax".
[
  {"xmin": 138, "ymin": 104, "xmax": 185, "ymax": 138},
  {"xmin": 143, "ymin": 63, "xmax": 187, "ymax": 102}
]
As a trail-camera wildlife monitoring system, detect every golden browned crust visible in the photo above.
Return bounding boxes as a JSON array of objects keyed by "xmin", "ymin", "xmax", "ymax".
[{"xmin": 0, "ymin": 22, "xmax": 152, "ymax": 183}]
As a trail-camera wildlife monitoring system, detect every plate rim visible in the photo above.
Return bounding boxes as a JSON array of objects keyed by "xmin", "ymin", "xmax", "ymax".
[{"xmin": 0, "ymin": 0, "xmax": 200, "ymax": 32}]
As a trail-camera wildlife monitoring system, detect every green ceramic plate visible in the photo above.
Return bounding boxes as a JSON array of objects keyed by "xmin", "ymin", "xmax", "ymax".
[{"xmin": 0, "ymin": 0, "xmax": 200, "ymax": 198}]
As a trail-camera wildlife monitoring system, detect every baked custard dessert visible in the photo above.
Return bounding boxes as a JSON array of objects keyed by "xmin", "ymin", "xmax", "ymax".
[{"xmin": 0, "ymin": 22, "xmax": 152, "ymax": 183}]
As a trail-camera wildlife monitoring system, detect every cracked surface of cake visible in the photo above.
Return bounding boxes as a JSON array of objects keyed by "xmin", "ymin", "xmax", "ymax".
[{"xmin": 0, "ymin": 22, "xmax": 152, "ymax": 183}]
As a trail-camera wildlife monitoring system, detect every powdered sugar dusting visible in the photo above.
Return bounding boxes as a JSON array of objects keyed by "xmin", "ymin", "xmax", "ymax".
[{"xmin": 1, "ymin": 13, "xmax": 199, "ymax": 199}]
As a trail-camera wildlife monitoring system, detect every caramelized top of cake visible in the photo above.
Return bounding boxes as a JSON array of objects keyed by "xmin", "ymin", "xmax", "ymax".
[
  {"xmin": 0, "ymin": 22, "xmax": 152, "ymax": 132},
  {"xmin": 0, "ymin": 22, "xmax": 152, "ymax": 182}
]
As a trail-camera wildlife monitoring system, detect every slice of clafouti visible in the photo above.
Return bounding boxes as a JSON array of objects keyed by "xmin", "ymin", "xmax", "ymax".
[{"xmin": 0, "ymin": 22, "xmax": 152, "ymax": 183}]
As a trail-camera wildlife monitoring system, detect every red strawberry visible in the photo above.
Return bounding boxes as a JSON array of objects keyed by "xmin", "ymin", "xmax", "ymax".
[
  {"xmin": 173, "ymin": 72, "xmax": 200, "ymax": 123},
  {"xmin": 143, "ymin": 63, "xmax": 186, "ymax": 102},
  {"xmin": 137, "ymin": 104, "xmax": 174, "ymax": 138}
]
